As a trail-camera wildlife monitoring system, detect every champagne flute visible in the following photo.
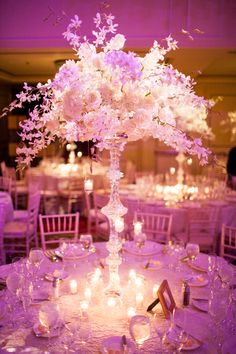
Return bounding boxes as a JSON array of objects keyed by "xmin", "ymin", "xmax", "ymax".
[{"xmin": 129, "ymin": 315, "xmax": 151, "ymax": 351}]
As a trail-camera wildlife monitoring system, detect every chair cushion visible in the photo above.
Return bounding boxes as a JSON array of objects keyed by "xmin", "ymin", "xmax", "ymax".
[
  {"xmin": 4, "ymin": 221, "xmax": 34, "ymax": 236},
  {"xmin": 13, "ymin": 209, "xmax": 28, "ymax": 221}
]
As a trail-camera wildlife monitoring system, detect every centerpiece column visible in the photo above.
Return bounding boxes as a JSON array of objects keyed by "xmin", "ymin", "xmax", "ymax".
[{"xmin": 101, "ymin": 135, "xmax": 128, "ymax": 297}]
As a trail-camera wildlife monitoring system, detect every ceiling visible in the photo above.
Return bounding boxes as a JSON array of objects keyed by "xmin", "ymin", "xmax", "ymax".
[{"xmin": 0, "ymin": 47, "xmax": 236, "ymax": 84}]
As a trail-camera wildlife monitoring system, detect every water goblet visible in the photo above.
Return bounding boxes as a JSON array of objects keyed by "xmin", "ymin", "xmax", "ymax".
[{"xmin": 129, "ymin": 315, "xmax": 151, "ymax": 351}]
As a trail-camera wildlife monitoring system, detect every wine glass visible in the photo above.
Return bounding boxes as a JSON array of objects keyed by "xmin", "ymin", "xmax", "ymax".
[
  {"xmin": 218, "ymin": 258, "xmax": 234, "ymax": 288},
  {"xmin": 60, "ymin": 316, "xmax": 80, "ymax": 353},
  {"xmin": 29, "ymin": 248, "xmax": 44, "ymax": 280},
  {"xmin": 129, "ymin": 315, "xmax": 151, "ymax": 351},
  {"xmin": 185, "ymin": 243, "xmax": 199, "ymax": 274},
  {"xmin": 167, "ymin": 308, "xmax": 188, "ymax": 353},
  {"xmin": 77, "ymin": 313, "xmax": 91, "ymax": 350},
  {"xmin": 186, "ymin": 243, "xmax": 199, "ymax": 262},
  {"xmin": 80, "ymin": 234, "xmax": 93, "ymax": 253},
  {"xmin": 134, "ymin": 232, "xmax": 146, "ymax": 251},
  {"xmin": 209, "ymin": 288, "xmax": 230, "ymax": 353},
  {"xmin": 153, "ymin": 313, "xmax": 173, "ymax": 353},
  {"xmin": 5, "ymin": 272, "xmax": 23, "ymax": 328}
]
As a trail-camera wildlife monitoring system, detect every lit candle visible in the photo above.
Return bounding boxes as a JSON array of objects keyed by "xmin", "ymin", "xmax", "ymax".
[
  {"xmin": 129, "ymin": 269, "xmax": 136, "ymax": 280},
  {"xmin": 134, "ymin": 221, "xmax": 142, "ymax": 235},
  {"xmin": 94, "ymin": 267, "xmax": 102, "ymax": 279},
  {"xmin": 127, "ymin": 307, "xmax": 136, "ymax": 319},
  {"xmin": 187, "ymin": 158, "xmax": 192, "ymax": 166},
  {"xmin": 84, "ymin": 179, "xmax": 93, "ymax": 193},
  {"xmin": 84, "ymin": 287, "xmax": 92, "ymax": 301},
  {"xmin": 70, "ymin": 279, "xmax": 78, "ymax": 295},
  {"xmin": 114, "ymin": 217, "xmax": 125, "ymax": 233},
  {"xmin": 107, "ymin": 297, "xmax": 116, "ymax": 307},
  {"xmin": 135, "ymin": 277, "xmax": 143, "ymax": 288},
  {"xmin": 66, "ymin": 143, "xmax": 71, "ymax": 151},
  {"xmin": 152, "ymin": 283, "xmax": 159, "ymax": 298},
  {"xmin": 77, "ymin": 151, "xmax": 82, "ymax": 158},
  {"xmin": 136, "ymin": 293, "xmax": 144, "ymax": 308},
  {"xmin": 170, "ymin": 167, "xmax": 176, "ymax": 175},
  {"xmin": 80, "ymin": 300, "xmax": 89, "ymax": 313}
]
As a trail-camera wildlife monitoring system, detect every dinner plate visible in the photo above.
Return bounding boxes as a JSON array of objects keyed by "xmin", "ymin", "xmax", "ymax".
[
  {"xmin": 101, "ymin": 336, "xmax": 136, "ymax": 354},
  {"xmin": 33, "ymin": 321, "xmax": 64, "ymax": 338},
  {"xmin": 188, "ymin": 258, "xmax": 208, "ymax": 273},
  {"xmin": 124, "ymin": 241, "xmax": 162, "ymax": 256},
  {"xmin": 142, "ymin": 259, "xmax": 162, "ymax": 270},
  {"xmin": 55, "ymin": 244, "xmax": 88, "ymax": 260},
  {"xmin": 185, "ymin": 275, "xmax": 209, "ymax": 287},
  {"xmin": 192, "ymin": 298, "xmax": 209, "ymax": 312}
]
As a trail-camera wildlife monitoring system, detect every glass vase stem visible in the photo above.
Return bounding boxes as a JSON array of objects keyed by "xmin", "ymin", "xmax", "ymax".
[{"xmin": 101, "ymin": 136, "xmax": 127, "ymax": 296}]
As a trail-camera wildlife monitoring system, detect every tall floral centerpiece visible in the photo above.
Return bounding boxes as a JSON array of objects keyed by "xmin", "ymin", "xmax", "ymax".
[{"xmin": 2, "ymin": 12, "xmax": 213, "ymax": 297}]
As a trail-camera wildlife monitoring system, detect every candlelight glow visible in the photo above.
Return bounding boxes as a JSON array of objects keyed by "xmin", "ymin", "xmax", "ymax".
[
  {"xmin": 134, "ymin": 221, "xmax": 143, "ymax": 236},
  {"xmin": 70, "ymin": 279, "xmax": 78, "ymax": 294}
]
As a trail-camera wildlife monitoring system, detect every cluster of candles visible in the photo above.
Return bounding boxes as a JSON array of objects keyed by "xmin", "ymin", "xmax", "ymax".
[
  {"xmin": 69, "ymin": 268, "xmax": 102, "ymax": 312},
  {"xmin": 65, "ymin": 267, "xmax": 161, "ymax": 321},
  {"xmin": 126, "ymin": 269, "xmax": 160, "ymax": 319}
]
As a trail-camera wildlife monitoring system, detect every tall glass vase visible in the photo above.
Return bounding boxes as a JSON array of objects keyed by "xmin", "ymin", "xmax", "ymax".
[{"xmin": 101, "ymin": 135, "xmax": 128, "ymax": 297}]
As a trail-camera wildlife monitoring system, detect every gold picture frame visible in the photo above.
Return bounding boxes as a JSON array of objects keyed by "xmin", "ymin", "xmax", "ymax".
[{"xmin": 157, "ymin": 280, "xmax": 176, "ymax": 318}]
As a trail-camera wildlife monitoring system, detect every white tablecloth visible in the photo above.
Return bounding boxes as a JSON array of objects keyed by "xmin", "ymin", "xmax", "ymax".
[{"xmin": 0, "ymin": 242, "xmax": 235, "ymax": 353}]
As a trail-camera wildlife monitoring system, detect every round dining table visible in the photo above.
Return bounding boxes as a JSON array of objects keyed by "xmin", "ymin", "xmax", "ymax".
[{"xmin": 0, "ymin": 241, "xmax": 235, "ymax": 353}]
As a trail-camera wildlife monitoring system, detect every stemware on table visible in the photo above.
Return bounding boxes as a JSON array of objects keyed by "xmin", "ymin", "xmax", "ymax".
[{"xmin": 129, "ymin": 314, "xmax": 151, "ymax": 351}]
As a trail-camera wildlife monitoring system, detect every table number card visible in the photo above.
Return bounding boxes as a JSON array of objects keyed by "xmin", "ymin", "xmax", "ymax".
[{"xmin": 147, "ymin": 279, "xmax": 176, "ymax": 318}]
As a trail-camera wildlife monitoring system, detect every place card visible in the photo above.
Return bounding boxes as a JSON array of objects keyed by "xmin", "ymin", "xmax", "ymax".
[{"xmin": 147, "ymin": 280, "xmax": 176, "ymax": 318}]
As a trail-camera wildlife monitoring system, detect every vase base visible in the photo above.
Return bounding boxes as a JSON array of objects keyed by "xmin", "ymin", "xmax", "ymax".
[
  {"xmin": 104, "ymin": 285, "xmax": 122, "ymax": 298},
  {"xmin": 103, "ymin": 289, "xmax": 123, "ymax": 309}
]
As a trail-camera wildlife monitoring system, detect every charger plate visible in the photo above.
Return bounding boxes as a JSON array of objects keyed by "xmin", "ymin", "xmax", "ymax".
[{"xmin": 124, "ymin": 241, "xmax": 162, "ymax": 256}]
